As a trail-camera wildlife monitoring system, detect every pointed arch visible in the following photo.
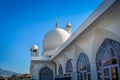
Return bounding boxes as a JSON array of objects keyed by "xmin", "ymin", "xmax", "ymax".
[
  {"xmin": 65, "ymin": 59, "xmax": 73, "ymax": 73},
  {"xmin": 76, "ymin": 52, "xmax": 91, "ymax": 80},
  {"xmin": 96, "ymin": 38, "xmax": 120, "ymax": 80},
  {"xmin": 39, "ymin": 67, "xmax": 53, "ymax": 80},
  {"xmin": 58, "ymin": 64, "xmax": 63, "ymax": 74}
]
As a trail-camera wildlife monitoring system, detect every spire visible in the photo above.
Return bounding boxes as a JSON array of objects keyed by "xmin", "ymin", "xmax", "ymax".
[
  {"xmin": 56, "ymin": 18, "xmax": 58, "ymax": 28},
  {"xmin": 66, "ymin": 22, "xmax": 72, "ymax": 34}
]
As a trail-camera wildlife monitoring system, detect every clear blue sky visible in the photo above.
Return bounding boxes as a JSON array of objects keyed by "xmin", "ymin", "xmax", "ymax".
[{"xmin": 0, "ymin": 0, "xmax": 103, "ymax": 73}]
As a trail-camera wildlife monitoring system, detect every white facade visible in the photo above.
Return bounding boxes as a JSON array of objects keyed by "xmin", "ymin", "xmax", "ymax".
[{"xmin": 30, "ymin": 0, "xmax": 120, "ymax": 80}]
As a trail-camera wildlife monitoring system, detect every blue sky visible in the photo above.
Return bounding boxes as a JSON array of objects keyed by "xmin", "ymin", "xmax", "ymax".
[{"xmin": 0, "ymin": 0, "xmax": 103, "ymax": 73}]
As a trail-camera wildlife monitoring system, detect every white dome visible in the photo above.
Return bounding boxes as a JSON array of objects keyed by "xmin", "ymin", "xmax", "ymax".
[
  {"xmin": 31, "ymin": 44, "xmax": 39, "ymax": 50},
  {"xmin": 66, "ymin": 22, "xmax": 71, "ymax": 27},
  {"xmin": 42, "ymin": 28, "xmax": 70, "ymax": 56}
]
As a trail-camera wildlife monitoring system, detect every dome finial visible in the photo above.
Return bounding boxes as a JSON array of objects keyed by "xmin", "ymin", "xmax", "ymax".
[{"xmin": 56, "ymin": 18, "xmax": 58, "ymax": 28}]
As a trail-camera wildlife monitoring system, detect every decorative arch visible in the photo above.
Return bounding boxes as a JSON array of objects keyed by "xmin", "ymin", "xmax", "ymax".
[
  {"xmin": 39, "ymin": 67, "xmax": 53, "ymax": 80},
  {"xmin": 76, "ymin": 52, "xmax": 91, "ymax": 80},
  {"xmin": 96, "ymin": 38, "xmax": 120, "ymax": 80},
  {"xmin": 65, "ymin": 59, "xmax": 73, "ymax": 73},
  {"xmin": 58, "ymin": 64, "xmax": 63, "ymax": 74}
]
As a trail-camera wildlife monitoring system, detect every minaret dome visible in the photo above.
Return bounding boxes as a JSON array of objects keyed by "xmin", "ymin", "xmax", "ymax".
[
  {"xmin": 30, "ymin": 44, "xmax": 39, "ymax": 57},
  {"xmin": 66, "ymin": 22, "xmax": 72, "ymax": 34}
]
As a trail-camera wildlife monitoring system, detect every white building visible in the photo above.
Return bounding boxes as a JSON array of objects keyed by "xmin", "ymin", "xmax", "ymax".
[{"xmin": 30, "ymin": 0, "xmax": 120, "ymax": 80}]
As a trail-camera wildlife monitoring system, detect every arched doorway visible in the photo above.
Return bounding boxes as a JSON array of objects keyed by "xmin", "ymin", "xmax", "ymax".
[
  {"xmin": 39, "ymin": 67, "xmax": 53, "ymax": 80},
  {"xmin": 96, "ymin": 39, "xmax": 120, "ymax": 80},
  {"xmin": 76, "ymin": 53, "xmax": 91, "ymax": 80}
]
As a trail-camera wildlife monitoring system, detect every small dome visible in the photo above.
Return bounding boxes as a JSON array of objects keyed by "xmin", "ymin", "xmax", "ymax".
[
  {"xmin": 42, "ymin": 28, "xmax": 70, "ymax": 56},
  {"xmin": 66, "ymin": 22, "xmax": 71, "ymax": 27},
  {"xmin": 31, "ymin": 44, "xmax": 39, "ymax": 50}
]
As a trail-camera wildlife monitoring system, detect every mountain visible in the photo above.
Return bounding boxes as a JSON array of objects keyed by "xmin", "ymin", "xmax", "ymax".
[{"xmin": 0, "ymin": 68, "xmax": 20, "ymax": 77}]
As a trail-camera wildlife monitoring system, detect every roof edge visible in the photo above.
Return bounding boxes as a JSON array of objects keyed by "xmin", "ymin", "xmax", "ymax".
[{"xmin": 50, "ymin": 0, "xmax": 116, "ymax": 60}]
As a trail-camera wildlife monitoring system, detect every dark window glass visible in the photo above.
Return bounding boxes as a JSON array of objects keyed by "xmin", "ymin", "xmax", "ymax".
[
  {"xmin": 33, "ymin": 50, "xmax": 37, "ymax": 52},
  {"xmin": 88, "ymin": 74, "xmax": 91, "ymax": 80},
  {"xmin": 96, "ymin": 39, "xmax": 120, "ymax": 80},
  {"xmin": 66, "ymin": 59, "xmax": 73, "ymax": 73},
  {"xmin": 58, "ymin": 64, "xmax": 63, "ymax": 74},
  {"xmin": 76, "ymin": 53, "xmax": 91, "ymax": 80}
]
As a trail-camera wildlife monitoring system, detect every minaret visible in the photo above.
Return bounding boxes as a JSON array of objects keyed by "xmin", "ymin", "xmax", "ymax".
[
  {"xmin": 56, "ymin": 18, "xmax": 59, "ymax": 28},
  {"xmin": 30, "ymin": 44, "xmax": 39, "ymax": 57},
  {"xmin": 66, "ymin": 22, "xmax": 72, "ymax": 34}
]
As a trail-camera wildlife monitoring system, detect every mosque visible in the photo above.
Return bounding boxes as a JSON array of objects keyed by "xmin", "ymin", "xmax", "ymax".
[{"xmin": 30, "ymin": 0, "xmax": 120, "ymax": 80}]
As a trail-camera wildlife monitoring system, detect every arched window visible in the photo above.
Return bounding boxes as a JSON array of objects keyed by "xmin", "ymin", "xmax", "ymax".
[
  {"xmin": 96, "ymin": 39, "xmax": 120, "ymax": 80},
  {"xmin": 59, "ymin": 64, "xmax": 63, "ymax": 74},
  {"xmin": 65, "ymin": 59, "xmax": 73, "ymax": 73},
  {"xmin": 39, "ymin": 67, "xmax": 53, "ymax": 80},
  {"xmin": 77, "ymin": 53, "xmax": 91, "ymax": 80}
]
